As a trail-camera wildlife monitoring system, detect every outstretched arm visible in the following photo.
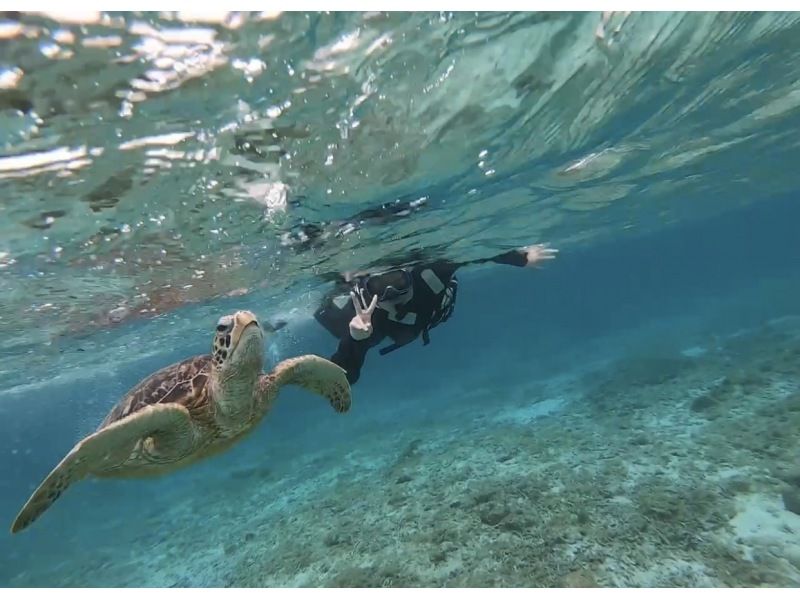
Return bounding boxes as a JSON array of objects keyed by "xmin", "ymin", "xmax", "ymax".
[
  {"xmin": 316, "ymin": 244, "xmax": 557, "ymax": 299},
  {"xmin": 431, "ymin": 243, "xmax": 559, "ymax": 279},
  {"xmin": 469, "ymin": 243, "xmax": 558, "ymax": 268}
]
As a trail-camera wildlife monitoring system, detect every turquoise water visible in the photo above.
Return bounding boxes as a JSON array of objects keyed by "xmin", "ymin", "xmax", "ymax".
[{"xmin": 2, "ymin": 11, "xmax": 800, "ymax": 587}]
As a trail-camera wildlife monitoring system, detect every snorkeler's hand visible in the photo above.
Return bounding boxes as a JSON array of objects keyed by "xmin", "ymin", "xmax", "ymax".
[
  {"xmin": 349, "ymin": 290, "xmax": 378, "ymax": 341},
  {"xmin": 521, "ymin": 243, "xmax": 559, "ymax": 267}
]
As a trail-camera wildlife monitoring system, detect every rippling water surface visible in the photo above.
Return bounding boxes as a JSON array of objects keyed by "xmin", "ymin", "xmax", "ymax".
[{"xmin": 3, "ymin": 10, "xmax": 800, "ymax": 386}]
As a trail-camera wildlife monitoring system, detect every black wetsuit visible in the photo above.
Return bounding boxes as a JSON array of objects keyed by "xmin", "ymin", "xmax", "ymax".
[{"xmin": 313, "ymin": 249, "xmax": 529, "ymax": 384}]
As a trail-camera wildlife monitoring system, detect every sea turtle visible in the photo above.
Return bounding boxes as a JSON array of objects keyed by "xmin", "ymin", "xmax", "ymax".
[{"xmin": 11, "ymin": 309, "xmax": 350, "ymax": 534}]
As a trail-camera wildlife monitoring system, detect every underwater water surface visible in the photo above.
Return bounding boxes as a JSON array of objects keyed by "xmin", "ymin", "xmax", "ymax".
[{"xmin": 2, "ymin": 11, "xmax": 800, "ymax": 587}]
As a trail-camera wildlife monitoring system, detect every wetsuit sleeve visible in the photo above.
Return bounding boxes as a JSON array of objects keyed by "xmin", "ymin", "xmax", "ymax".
[
  {"xmin": 485, "ymin": 248, "xmax": 529, "ymax": 267},
  {"xmin": 430, "ymin": 249, "xmax": 528, "ymax": 277},
  {"xmin": 330, "ymin": 335, "xmax": 383, "ymax": 385}
]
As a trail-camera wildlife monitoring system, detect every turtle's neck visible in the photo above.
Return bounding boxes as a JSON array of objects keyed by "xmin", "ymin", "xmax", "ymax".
[
  {"xmin": 209, "ymin": 327, "xmax": 265, "ymax": 426},
  {"xmin": 213, "ymin": 371, "xmax": 258, "ymax": 418},
  {"xmin": 211, "ymin": 355, "xmax": 262, "ymax": 425}
]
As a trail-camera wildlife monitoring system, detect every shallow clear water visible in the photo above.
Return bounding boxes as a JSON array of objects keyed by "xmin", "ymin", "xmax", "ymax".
[{"xmin": 2, "ymin": 11, "xmax": 800, "ymax": 587}]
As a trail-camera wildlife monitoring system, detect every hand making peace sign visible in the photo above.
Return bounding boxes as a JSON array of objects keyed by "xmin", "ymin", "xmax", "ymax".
[{"xmin": 348, "ymin": 289, "xmax": 378, "ymax": 341}]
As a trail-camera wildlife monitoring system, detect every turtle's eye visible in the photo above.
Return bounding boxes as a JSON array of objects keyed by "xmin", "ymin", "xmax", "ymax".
[{"xmin": 216, "ymin": 316, "xmax": 233, "ymax": 332}]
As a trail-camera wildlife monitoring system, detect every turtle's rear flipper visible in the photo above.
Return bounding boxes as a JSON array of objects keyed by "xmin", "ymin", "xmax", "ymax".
[
  {"xmin": 11, "ymin": 403, "xmax": 193, "ymax": 534},
  {"xmin": 261, "ymin": 354, "xmax": 351, "ymax": 413}
]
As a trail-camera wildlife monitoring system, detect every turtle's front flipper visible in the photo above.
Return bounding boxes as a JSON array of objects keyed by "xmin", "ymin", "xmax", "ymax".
[
  {"xmin": 11, "ymin": 403, "xmax": 194, "ymax": 534},
  {"xmin": 259, "ymin": 355, "xmax": 351, "ymax": 413}
]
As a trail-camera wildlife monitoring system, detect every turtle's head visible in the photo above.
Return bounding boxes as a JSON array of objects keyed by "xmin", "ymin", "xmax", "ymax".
[{"xmin": 211, "ymin": 310, "xmax": 264, "ymax": 377}]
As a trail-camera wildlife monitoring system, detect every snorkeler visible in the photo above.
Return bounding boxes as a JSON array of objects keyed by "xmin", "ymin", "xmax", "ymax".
[{"xmin": 313, "ymin": 244, "xmax": 558, "ymax": 384}]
